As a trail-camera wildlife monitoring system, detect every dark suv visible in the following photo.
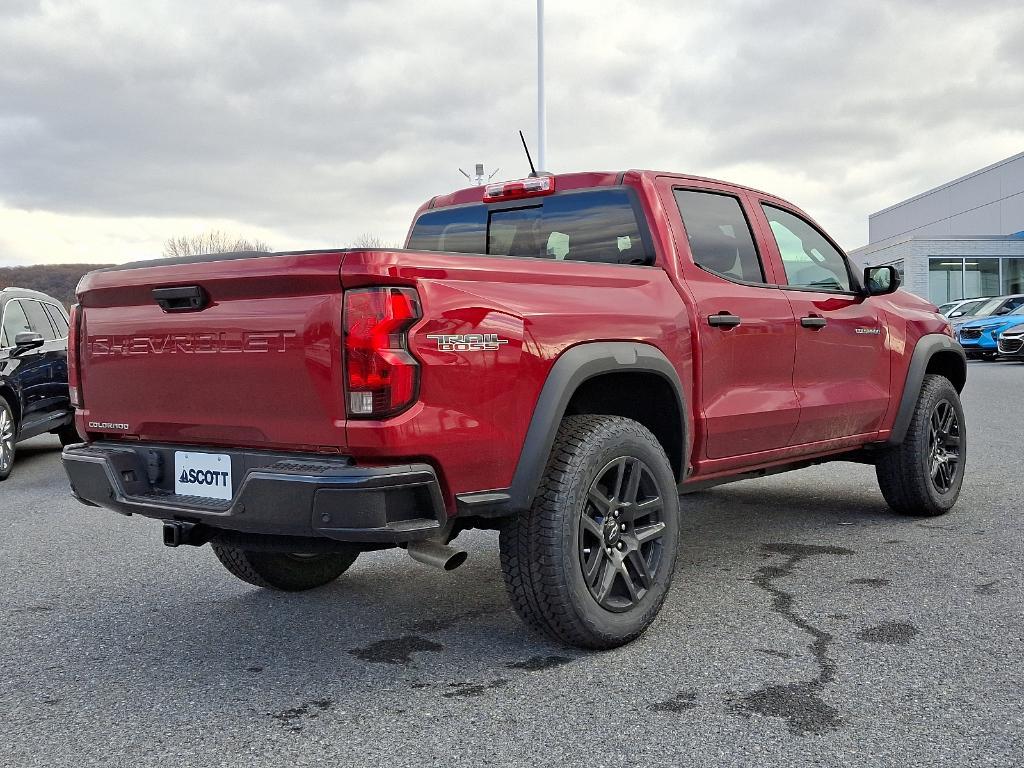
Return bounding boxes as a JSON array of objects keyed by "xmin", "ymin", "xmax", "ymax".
[{"xmin": 0, "ymin": 287, "xmax": 76, "ymax": 480}]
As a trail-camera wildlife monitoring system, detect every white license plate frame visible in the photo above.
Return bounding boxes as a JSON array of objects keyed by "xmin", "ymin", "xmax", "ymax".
[{"xmin": 174, "ymin": 451, "xmax": 233, "ymax": 501}]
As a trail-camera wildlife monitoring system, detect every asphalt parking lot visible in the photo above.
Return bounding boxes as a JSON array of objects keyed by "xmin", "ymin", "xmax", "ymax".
[{"xmin": 2, "ymin": 361, "xmax": 1022, "ymax": 767}]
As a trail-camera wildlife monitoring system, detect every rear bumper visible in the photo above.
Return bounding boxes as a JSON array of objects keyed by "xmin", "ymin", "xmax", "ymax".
[{"xmin": 61, "ymin": 442, "xmax": 447, "ymax": 544}]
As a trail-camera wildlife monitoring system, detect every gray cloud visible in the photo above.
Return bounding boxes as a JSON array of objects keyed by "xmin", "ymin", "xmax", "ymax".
[{"xmin": 0, "ymin": 0, "xmax": 1022, "ymax": 260}]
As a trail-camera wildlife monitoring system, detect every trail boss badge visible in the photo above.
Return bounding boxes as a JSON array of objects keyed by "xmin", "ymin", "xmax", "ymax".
[{"xmin": 426, "ymin": 333, "xmax": 509, "ymax": 352}]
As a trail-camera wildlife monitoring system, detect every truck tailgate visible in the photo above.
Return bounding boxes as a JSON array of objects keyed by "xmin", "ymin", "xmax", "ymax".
[{"xmin": 76, "ymin": 251, "xmax": 348, "ymax": 450}]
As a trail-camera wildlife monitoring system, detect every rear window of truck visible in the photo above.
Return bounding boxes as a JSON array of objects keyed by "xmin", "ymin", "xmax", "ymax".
[{"xmin": 407, "ymin": 188, "xmax": 654, "ymax": 266}]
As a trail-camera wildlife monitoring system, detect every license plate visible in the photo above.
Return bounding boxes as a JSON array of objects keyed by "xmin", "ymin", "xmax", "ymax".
[{"xmin": 174, "ymin": 451, "xmax": 233, "ymax": 500}]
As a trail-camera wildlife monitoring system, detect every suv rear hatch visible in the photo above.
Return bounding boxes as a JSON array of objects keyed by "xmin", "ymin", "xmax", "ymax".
[{"xmin": 75, "ymin": 251, "xmax": 348, "ymax": 451}]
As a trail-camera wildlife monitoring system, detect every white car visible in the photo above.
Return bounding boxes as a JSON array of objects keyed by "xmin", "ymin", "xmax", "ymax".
[{"xmin": 938, "ymin": 297, "xmax": 989, "ymax": 320}]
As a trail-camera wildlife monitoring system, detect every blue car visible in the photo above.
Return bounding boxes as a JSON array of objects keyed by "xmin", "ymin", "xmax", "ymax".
[{"xmin": 957, "ymin": 304, "xmax": 1024, "ymax": 360}]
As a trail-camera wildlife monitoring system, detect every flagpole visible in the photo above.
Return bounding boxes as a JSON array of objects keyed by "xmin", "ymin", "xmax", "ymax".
[{"xmin": 536, "ymin": 0, "xmax": 547, "ymax": 172}]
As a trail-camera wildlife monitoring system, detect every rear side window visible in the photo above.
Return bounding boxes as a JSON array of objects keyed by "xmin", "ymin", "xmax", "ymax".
[
  {"xmin": 408, "ymin": 188, "xmax": 653, "ymax": 266},
  {"xmin": 673, "ymin": 190, "xmax": 765, "ymax": 283},
  {"xmin": 44, "ymin": 303, "xmax": 70, "ymax": 337},
  {"xmin": 2, "ymin": 300, "xmax": 32, "ymax": 347},
  {"xmin": 407, "ymin": 205, "xmax": 487, "ymax": 254},
  {"xmin": 23, "ymin": 300, "xmax": 58, "ymax": 340}
]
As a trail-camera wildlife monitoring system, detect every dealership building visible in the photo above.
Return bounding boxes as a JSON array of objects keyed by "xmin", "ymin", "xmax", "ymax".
[{"xmin": 849, "ymin": 151, "xmax": 1024, "ymax": 305}]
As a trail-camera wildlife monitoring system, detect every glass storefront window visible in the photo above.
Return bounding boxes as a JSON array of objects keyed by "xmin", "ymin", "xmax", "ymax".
[
  {"xmin": 964, "ymin": 258, "xmax": 1000, "ymax": 298},
  {"xmin": 1003, "ymin": 258, "xmax": 1024, "ymax": 295},
  {"xmin": 929, "ymin": 259, "xmax": 964, "ymax": 304}
]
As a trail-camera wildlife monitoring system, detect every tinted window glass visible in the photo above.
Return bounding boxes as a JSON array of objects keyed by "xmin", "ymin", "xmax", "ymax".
[
  {"xmin": 23, "ymin": 300, "xmax": 57, "ymax": 340},
  {"xmin": 408, "ymin": 188, "xmax": 652, "ymax": 266},
  {"xmin": 407, "ymin": 205, "xmax": 487, "ymax": 254},
  {"xmin": 44, "ymin": 303, "xmax": 70, "ymax": 337},
  {"xmin": 763, "ymin": 205, "xmax": 851, "ymax": 292},
  {"xmin": 674, "ymin": 190, "xmax": 765, "ymax": 283},
  {"xmin": 2, "ymin": 300, "xmax": 32, "ymax": 346}
]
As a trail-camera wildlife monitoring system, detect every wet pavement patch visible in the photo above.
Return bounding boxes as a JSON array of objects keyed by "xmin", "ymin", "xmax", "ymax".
[
  {"xmin": 735, "ymin": 682, "xmax": 843, "ymax": 736},
  {"xmin": 507, "ymin": 655, "xmax": 574, "ymax": 672},
  {"xmin": 272, "ymin": 699, "xmax": 335, "ymax": 731},
  {"xmin": 649, "ymin": 691, "xmax": 697, "ymax": 712},
  {"xmin": 974, "ymin": 580, "xmax": 1000, "ymax": 595},
  {"xmin": 348, "ymin": 635, "xmax": 444, "ymax": 665},
  {"xmin": 443, "ymin": 679, "xmax": 509, "ymax": 698},
  {"xmin": 732, "ymin": 542, "xmax": 854, "ymax": 735},
  {"xmin": 848, "ymin": 578, "xmax": 891, "ymax": 588},
  {"xmin": 856, "ymin": 621, "xmax": 919, "ymax": 645}
]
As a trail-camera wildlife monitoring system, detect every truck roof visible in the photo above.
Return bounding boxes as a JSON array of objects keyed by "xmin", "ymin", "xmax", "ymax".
[{"xmin": 424, "ymin": 170, "xmax": 781, "ymax": 211}]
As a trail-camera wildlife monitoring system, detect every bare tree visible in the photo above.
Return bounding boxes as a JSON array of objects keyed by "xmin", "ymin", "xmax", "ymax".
[
  {"xmin": 163, "ymin": 230, "xmax": 272, "ymax": 258},
  {"xmin": 349, "ymin": 233, "xmax": 399, "ymax": 249}
]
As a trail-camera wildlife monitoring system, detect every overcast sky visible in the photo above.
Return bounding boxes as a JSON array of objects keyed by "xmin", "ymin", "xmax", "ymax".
[{"xmin": 1, "ymin": 0, "xmax": 1022, "ymax": 266}]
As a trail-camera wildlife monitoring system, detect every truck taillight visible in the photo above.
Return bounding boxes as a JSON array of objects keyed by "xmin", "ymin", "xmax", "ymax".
[
  {"xmin": 67, "ymin": 304, "xmax": 83, "ymax": 408},
  {"xmin": 343, "ymin": 287, "xmax": 421, "ymax": 418}
]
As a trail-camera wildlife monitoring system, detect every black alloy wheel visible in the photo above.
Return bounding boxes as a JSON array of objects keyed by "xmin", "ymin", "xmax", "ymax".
[
  {"xmin": 928, "ymin": 399, "xmax": 962, "ymax": 494},
  {"xmin": 579, "ymin": 456, "xmax": 666, "ymax": 612}
]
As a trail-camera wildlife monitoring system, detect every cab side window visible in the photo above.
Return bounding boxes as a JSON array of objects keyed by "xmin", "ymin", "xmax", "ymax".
[
  {"xmin": 23, "ymin": 300, "xmax": 58, "ymax": 341},
  {"xmin": 674, "ymin": 190, "xmax": 765, "ymax": 283},
  {"xmin": 44, "ymin": 303, "xmax": 70, "ymax": 338},
  {"xmin": 763, "ymin": 205, "xmax": 852, "ymax": 292},
  {"xmin": 2, "ymin": 300, "xmax": 32, "ymax": 348}
]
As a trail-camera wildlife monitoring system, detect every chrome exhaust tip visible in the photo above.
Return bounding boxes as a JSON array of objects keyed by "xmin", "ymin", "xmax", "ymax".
[{"xmin": 406, "ymin": 539, "xmax": 468, "ymax": 571}]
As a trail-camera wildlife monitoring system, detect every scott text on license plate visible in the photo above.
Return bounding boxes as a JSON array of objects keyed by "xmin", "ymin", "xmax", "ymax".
[{"xmin": 174, "ymin": 451, "xmax": 232, "ymax": 500}]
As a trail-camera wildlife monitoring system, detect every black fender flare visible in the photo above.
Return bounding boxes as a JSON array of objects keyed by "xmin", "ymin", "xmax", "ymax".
[
  {"xmin": 502, "ymin": 341, "xmax": 689, "ymax": 512},
  {"xmin": 886, "ymin": 333, "xmax": 967, "ymax": 446}
]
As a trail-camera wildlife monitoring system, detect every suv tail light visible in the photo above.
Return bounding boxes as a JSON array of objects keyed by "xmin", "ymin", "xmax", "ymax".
[
  {"xmin": 67, "ymin": 304, "xmax": 83, "ymax": 407},
  {"xmin": 343, "ymin": 287, "xmax": 421, "ymax": 417}
]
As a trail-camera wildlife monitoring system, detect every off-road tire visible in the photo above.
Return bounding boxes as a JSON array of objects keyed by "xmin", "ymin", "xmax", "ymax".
[
  {"xmin": 0, "ymin": 396, "xmax": 15, "ymax": 482},
  {"xmin": 499, "ymin": 415, "xmax": 680, "ymax": 649},
  {"xmin": 212, "ymin": 544, "xmax": 359, "ymax": 591},
  {"xmin": 876, "ymin": 374, "xmax": 966, "ymax": 516}
]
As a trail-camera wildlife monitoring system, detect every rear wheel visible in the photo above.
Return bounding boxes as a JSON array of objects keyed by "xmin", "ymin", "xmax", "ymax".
[
  {"xmin": 0, "ymin": 397, "xmax": 15, "ymax": 481},
  {"xmin": 876, "ymin": 375, "xmax": 966, "ymax": 516},
  {"xmin": 499, "ymin": 415, "xmax": 680, "ymax": 649},
  {"xmin": 212, "ymin": 544, "xmax": 359, "ymax": 591}
]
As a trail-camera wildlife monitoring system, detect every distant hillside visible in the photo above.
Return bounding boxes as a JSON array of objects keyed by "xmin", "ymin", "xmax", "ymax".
[{"xmin": 0, "ymin": 263, "xmax": 113, "ymax": 308}]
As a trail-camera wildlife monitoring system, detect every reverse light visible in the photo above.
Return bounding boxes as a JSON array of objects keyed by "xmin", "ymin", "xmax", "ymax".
[
  {"xmin": 343, "ymin": 287, "xmax": 421, "ymax": 418},
  {"xmin": 483, "ymin": 175, "xmax": 555, "ymax": 201}
]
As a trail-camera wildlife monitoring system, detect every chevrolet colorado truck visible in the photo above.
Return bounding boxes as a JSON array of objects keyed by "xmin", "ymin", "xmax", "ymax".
[{"xmin": 62, "ymin": 170, "xmax": 967, "ymax": 649}]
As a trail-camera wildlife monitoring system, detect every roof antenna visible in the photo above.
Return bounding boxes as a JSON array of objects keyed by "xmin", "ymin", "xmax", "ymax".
[{"xmin": 519, "ymin": 130, "xmax": 538, "ymax": 178}]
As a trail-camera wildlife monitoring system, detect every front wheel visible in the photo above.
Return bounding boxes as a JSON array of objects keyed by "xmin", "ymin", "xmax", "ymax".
[
  {"xmin": 0, "ymin": 397, "xmax": 16, "ymax": 482},
  {"xmin": 499, "ymin": 415, "xmax": 680, "ymax": 649},
  {"xmin": 876, "ymin": 374, "xmax": 966, "ymax": 516},
  {"xmin": 212, "ymin": 544, "xmax": 359, "ymax": 591}
]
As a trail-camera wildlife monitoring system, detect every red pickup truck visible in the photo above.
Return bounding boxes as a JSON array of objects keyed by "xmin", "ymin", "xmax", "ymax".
[{"xmin": 62, "ymin": 170, "xmax": 967, "ymax": 649}]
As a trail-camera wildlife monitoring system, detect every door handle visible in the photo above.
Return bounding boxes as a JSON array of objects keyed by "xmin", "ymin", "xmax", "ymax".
[
  {"xmin": 800, "ymin": 315, "xmax": 827, "ymax": 329},
  {"xmin": 707, "ymin": 312, "xmax": 741, "ymax": 328}
]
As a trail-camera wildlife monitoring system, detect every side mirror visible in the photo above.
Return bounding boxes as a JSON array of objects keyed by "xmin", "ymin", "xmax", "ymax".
[
  {"xmin": 950, "ymin": 310, "xmax": 964, "ymax": 318},
  {"xmin": 863, "ymin": 265, "xmax": 900, "ymax": 296},
  {"xmin": 994, "ymin": 307, "xmax": 1010, "ymax": 315},
  {"xmin": 12, "ymin": 331, "xmax": 45, "ymax": 356}
]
